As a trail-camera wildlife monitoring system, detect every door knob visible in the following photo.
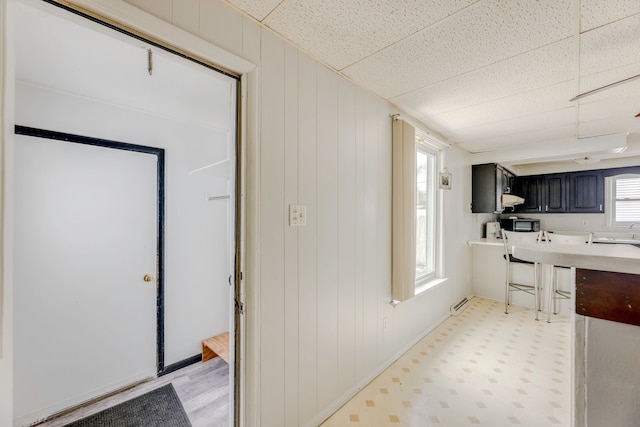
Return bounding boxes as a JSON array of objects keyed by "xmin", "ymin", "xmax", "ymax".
[{"xmin": 143, "ymin": 274, "xmax": 153, "ymax": 282}]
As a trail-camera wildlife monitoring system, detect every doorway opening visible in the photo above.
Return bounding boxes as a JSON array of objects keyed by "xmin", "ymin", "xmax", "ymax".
[{"xmin": 12, "ymin": 1, "xmax": 240, "ymax": 426}]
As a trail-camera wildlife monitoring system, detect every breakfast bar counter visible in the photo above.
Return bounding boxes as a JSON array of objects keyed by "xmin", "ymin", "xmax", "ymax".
[
  {"xmin": 512, "ymin": 242, "xmax": 640, "ymax": 427},
  {"xmin": 512, "ymin": 242, "xmax": 640, "ymax": 275}
]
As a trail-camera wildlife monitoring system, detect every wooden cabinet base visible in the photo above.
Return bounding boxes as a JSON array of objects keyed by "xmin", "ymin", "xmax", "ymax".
[
  {"xmin": 576, "ymin": 269, "xmax": 640, "ymax": 326},
  {"xmin": 202, "ymin": 332, "xmax": 230, "ymax": 363}
]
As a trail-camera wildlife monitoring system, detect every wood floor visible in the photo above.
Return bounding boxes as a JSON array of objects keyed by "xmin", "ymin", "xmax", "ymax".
[{"xmin": 35, "ymin": 357, "xmax": 230, "ymax": 427}]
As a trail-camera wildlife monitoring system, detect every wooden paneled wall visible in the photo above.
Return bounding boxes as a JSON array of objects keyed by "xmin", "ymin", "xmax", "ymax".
[{"xmin": 123, "ymin": 1, "xmax": 474, "ymax": 426}]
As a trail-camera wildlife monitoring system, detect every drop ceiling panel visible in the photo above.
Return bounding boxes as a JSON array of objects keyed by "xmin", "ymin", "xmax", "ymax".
[
  {"xmin": 264, "ymin": 0, "xmax": 478, "ymax": 70},
  {"xmin": 580, "ymin": 13, "xmax": 640, "ymax": 76},
  {"xmin": 577, "ymin": 63, "xmax": 640, "ymax": 102},
  {"xmin": 457, "ymin": 124, "xmax": 577, "ymax": 153},
  {"xmin": 578, "ymin": 81, "xmax": 640, "ymax": 122},
  {"xmin": 421, "ymin": 82, "xmax": 575, "ymax": 132},
  {"xmin": 390, "ymin": 39, "xmax": 575, "ymax": 118},
  {"xmin": 342, "ymin": 0, "xmax": 573, "ymax": 99},
  {"xmin": 580, "ymin": 0, "xmax": 640, "ymax": 32},
  {"xmin": 443, "ymin": 108, "xmax": 576, "ymax": 144},
  {"xmin": 578, "ymin": 116, "xmax": 640, "ymax": 139},
  {"xmin": 460, "ymin": 125, "xmax": 578, "ymax": 153}
]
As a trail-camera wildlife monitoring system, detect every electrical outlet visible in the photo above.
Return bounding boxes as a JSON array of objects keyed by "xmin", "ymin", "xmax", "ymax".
[
  {"xmin": 582, "ymin": 219, "xmax": 588, "ymax": 227},
  {"xmin": 289, "ymin": 204, "xmax": 306, "ymax": 226}
]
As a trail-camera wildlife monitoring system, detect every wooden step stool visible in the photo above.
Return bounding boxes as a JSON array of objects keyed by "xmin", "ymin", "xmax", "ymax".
[{"xmin": 202, "ymin": 332, "xmax": 229, "ymax": 363}]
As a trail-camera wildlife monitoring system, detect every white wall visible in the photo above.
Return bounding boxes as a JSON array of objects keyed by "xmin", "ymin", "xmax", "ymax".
[
  {"xmin": 14, "ymin": 80, "xmax": 233, "ymax": 366},
  {"xmin": 0, "ymin": 0, "xmax": 14, "ymax": 425},
  {"xmin": 120, "ymin": 1, "xmax": 475, "ymax": 426}
]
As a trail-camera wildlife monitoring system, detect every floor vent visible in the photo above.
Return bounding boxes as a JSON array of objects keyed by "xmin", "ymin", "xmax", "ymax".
[{"xmin": 450, "ymin": 297, "xmax": 471, "ymax": 316}]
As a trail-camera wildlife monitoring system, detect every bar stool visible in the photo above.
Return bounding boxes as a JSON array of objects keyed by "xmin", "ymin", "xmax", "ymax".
[
  {"xmin": 501, "ymin": 229, "xmax": 543, "ymax": 320},
  {"xmin": 543, "ymin": 231, "xmax": 592, "ymax": 322}
]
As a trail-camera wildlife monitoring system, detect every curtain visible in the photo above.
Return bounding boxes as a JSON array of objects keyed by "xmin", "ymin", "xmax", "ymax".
[{"xmin": 392, "ymin": 117, "xmax": 416, "ymax": 302}]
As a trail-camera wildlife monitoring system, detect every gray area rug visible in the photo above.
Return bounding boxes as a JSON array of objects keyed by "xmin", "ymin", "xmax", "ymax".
[{"xmin": 63, "ymin": 384, "xmax": 191, "ymax": 427}]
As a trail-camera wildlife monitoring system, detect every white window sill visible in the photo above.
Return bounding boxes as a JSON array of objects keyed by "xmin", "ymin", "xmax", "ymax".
[{"xmin": 415, "ymin": 277, "xmax": 448, "ymax": 296}]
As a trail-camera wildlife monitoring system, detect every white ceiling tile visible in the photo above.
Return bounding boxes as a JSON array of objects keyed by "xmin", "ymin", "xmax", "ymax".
[
  {"xmin": 457, "ymin": 124, "xmax": 576, "ymax": 153},
  {"xmin": 420, "ymin": 82, "xmax": 575, "ymax": 132},
  {"xmin": 225, "ymin": 0, "xmax": 283, "ymax": 21},
  {"xmin": 578, "ymin": 116, "xmax": 640, "ymax": 139},
  {"xmin": 578, "ymin": 80, "xmax": 640, "ymax": 122},
  {"xmin": 581, "ymin": 0, "xmax": 640, "ymax": 32},
  {"xmin": 343, "ymin": 0, "xmax": 573, "ymax": 99},
  {"xmin": 580, "ymin": 13, "xmax": 640, "ymax": 76},
  {"xmin": 576, "ymin": 63, "xmax": 640, "ymax": 100},
  {"xmin": 442, "ymin": 108, "xmax": 576, "ymax": 145},
  {"xmin": 391, "ymin": 39, "xmax": 575, "ymax": 117},
  {"xmin": 264, "ymin": 0, "xmax": 478, "ymax": 70}
]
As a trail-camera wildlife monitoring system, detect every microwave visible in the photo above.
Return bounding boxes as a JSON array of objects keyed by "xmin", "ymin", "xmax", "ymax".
[{"xmin": 500, "ymin": 218, "xmax": 540, "ymax": 233}]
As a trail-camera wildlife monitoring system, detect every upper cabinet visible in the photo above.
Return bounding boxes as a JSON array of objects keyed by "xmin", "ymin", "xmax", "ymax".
[
  {"xmin": 472, "ymin": 163, "xmax": 515, "ymax": 213},
  {"xmin": 544, "ymin": 173, "xmax": 568, "ymax": 213},
  {"xmin": 569, "ymin": 170, "xmax": 604, "ymax": 213},
  {"xmin": 514, "ymin": 175, "xmax": 543, "ymax": 213},
  {"xmin": 512, "ymin": 170, "xmax": 602, "ymax": 214},
  {"xmin": 473, "ymin": 164, "xmax": 607, "ymax": 214},
  {"xmin": 514, "ymin": 173, "xmax": 568, "ymax": 213}
]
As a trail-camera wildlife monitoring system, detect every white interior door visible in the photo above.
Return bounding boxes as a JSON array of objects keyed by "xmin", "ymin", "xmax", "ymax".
[{"xmin": 13, "ymin": 133, "xmax": 159, "ymax": 425}]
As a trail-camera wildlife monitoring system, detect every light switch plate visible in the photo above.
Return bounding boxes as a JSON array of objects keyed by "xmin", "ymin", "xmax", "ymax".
[{"xmin": 289, "ymin": 204, "xmax": 306, "ymax": 226}]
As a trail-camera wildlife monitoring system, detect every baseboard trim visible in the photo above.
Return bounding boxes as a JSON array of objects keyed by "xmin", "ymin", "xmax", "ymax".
[{"xmin": 160, "ymin": 354, "xmax": 201, "ymax": 376}]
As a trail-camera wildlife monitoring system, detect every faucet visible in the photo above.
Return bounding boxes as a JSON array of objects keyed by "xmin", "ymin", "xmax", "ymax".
[{"xmin": 630, "ymin": 223, "xmax": 640, "ymax": 239}]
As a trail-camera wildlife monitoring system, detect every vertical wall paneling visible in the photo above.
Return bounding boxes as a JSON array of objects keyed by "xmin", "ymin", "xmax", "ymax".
[
  {"xmin": 297, "ymin": 52, "xmax": 318, "ymax": 425},
  {"xmin": 198, "ymin": 0, "xmax": 243, "ymax": 58},
  {"xmin": 378, "ymin": 107, "xmax": 393, "ymax": 361},
  {"xmin": 362, "ymin": 98, "xmax": 379, "ymax": 375},
  {"xmin": 282, "ymin": 42, "xmax": 300, "ymax": 427},
  {"xmin": 315, "ymin": 65, "xmax": 339, "ymax": 410},
  {"xmin": 171, "ymin": 0, "xmax": 199, "ymax": 34},
  {"xmin": 353, "ymin": 91, "xmax": 366, "ymax": 381},
  {"xmin": 0, "ymin": 1, "xmax": 12, "ymax": 425},
  {"xmin": 259, "ymin": 29, "xmax": 286, "ymax": 425},
  {"xmin": 125, "ymin": 0, "xmax": 171, "ymax": 22},
  {"xmin": 337, "ymin": 78, "xmax": 357, "ymax": 394}
]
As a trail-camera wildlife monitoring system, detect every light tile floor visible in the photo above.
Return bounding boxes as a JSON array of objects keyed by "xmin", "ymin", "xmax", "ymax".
[{"xmin": 321, "ymin": 297, "xmax": 570, "ymax": 427}]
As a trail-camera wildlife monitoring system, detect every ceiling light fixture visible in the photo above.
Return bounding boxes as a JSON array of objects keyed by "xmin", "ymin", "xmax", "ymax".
[
  {"xmin": 574, "ymin": 156, "xmax": 600, "ymax": 165},
  {"xmin": 570, "ymin": 74, "xmax": 640, "ymax": 102}
]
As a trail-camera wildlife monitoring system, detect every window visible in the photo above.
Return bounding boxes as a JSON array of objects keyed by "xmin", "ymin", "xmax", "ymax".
[
  {"xmin": 392, "ymin": 118, "xmax": 444, "ymax": 302},
  {"xmin": 609, "ymin": 174, "xmax": 640, "ymax": 225},
  {"xmin": 415, "ymin": 143, "xmax": 436, "ymax": 285}
]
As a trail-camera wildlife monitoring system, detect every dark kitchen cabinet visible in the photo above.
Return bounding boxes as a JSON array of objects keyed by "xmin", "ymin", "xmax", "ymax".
[
  {"xmin": 514, "ymin": 173, "xmax": 568, "ymax": 213},
  {"xmin": 543, "ymin": 173, "xmax": 568, "ymax": 212},
  {"xmin": 472, "ymin": 163, "xmax": 514, "ymax": 213},
  {"xmin": 514, "ymin": 175, "xmax": 543, "ymax": 213},
  {"xmin": 569, "ymin": 170, "xmax": 604, "ymax": 213}
]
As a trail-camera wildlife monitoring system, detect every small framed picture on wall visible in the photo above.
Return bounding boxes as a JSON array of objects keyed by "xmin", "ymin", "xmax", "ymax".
[{"xmin": 439, "ymin": 171, "xmax": 451, "ymax": 190}]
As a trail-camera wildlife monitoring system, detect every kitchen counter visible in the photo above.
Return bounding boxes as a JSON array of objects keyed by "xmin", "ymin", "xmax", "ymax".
[
  {"xmin": 466, "ymin": 238, "xmax": 503, "ymax": 247},
  {"xmin": 513, "ymin": 241, "xmax": 640, "ymax": 427},
  {"xmin": 512, "ymin": 242, "xmax": 640, "ymax": 275}
]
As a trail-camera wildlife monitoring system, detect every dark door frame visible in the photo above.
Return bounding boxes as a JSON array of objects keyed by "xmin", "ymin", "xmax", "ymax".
[{"xmin": 14, "ymin": 125, "xmax": 168, "ymax": 373}]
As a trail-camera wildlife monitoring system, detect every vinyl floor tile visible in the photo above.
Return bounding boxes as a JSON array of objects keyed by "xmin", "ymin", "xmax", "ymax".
[{"xmin": 320, "ymin": 297, "xmax": 570, "ymax": 427}]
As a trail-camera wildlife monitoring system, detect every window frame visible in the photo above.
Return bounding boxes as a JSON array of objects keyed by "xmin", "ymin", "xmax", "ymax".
[
  {"xmin": 607, "ymin": 174, "xmax": 640, "ymax": 226},
  {"xmin": 414, "ymin": 137, "xmax": 442, "ymax": 290}
]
